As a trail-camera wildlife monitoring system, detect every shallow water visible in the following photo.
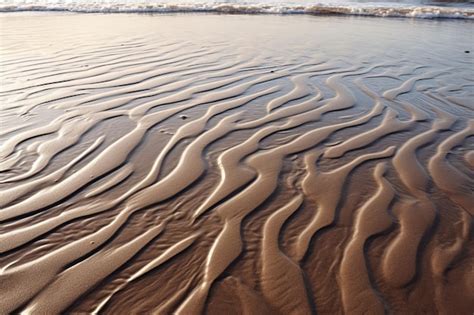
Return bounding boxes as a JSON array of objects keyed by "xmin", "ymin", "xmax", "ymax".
[{"xmin": 0, "ymin": 13, "xmax": 473, "ymax": 314}]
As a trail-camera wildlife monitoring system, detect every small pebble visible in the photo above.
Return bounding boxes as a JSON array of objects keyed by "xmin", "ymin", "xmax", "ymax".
[
  {"xmin": 465, "ymin": 50, "xmax": 470, "ymax": 53},
  {"xmin": 180, "ymin": 115, "xmax": 188, "ymax": 120}
]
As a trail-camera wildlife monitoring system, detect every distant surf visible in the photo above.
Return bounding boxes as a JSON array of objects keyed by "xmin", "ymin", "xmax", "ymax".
[
  {"xmin": 1, "ymin": 0, "xmax": 473, "ymax": 19},
  {"xmin": 1, "ymin": 9, "xmax": 473, "ymax": 315}
]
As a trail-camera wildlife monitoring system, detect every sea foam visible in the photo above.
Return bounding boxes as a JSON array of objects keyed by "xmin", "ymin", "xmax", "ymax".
[{"xmin": 0, "ymin": 0, "xmax": 473, "ymax": 19}]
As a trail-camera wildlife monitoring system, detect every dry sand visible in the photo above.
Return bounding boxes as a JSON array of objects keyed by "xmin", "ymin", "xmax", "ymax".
[{"xmin": 0, "ymin": 12, "xmax": 473, "ymax": 314}]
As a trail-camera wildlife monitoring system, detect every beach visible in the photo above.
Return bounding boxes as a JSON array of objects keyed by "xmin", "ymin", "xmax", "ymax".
[{"xmin": 0, "ymin": 11, "xmax": 473, "ymax": 314}]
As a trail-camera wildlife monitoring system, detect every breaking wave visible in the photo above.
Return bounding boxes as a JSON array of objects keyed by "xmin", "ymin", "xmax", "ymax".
[{"xmin": 1, "ymin": 0, "xmax": 473, "ymax": 19}]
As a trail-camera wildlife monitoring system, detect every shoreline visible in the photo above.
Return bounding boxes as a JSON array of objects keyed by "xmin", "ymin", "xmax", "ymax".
[{"xmin": 1, "ymin": 3, "xmax": 474, "ymax": 19}]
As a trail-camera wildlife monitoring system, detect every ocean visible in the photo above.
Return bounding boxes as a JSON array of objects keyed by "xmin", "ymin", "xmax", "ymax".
[
  {"xmin": 0, "ymin": 3, "xmax": 473, "ymax": 315},
  {"xmin": 0, "ymin": 0, "xmax": 473, "ymax": 18}
]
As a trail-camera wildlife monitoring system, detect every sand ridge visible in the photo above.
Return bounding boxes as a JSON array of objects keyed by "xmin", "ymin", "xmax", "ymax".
[{"xmin": 0, "ymin": 13, "xmax": 473, "ymax": 314}]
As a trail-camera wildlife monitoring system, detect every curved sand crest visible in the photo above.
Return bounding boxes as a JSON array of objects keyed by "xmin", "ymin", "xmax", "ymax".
[{"xmin": 0, "ymin": 13, "xmax": 473, "ymax": 314}]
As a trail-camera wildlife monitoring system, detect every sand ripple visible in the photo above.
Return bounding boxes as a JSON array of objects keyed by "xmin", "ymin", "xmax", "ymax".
[{"xmin": 0, "ymin": 13, "xmax": 473, "ymax": 314}]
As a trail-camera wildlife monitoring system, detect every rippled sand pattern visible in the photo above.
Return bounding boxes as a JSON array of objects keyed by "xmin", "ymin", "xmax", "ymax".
[{"xmin": 0, "ymin": 13, "xmax": 473, "ymax": 314}]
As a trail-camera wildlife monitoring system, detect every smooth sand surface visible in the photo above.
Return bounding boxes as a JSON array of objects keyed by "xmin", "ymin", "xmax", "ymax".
[{"xmin": 0, "ymin": 13, "xmax": 473, "ymax": 314}]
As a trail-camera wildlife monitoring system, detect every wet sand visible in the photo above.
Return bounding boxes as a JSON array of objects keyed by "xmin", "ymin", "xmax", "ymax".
[{"xmin": 0, "ymin": 13, "xmax": 473, "ymax": 314}]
